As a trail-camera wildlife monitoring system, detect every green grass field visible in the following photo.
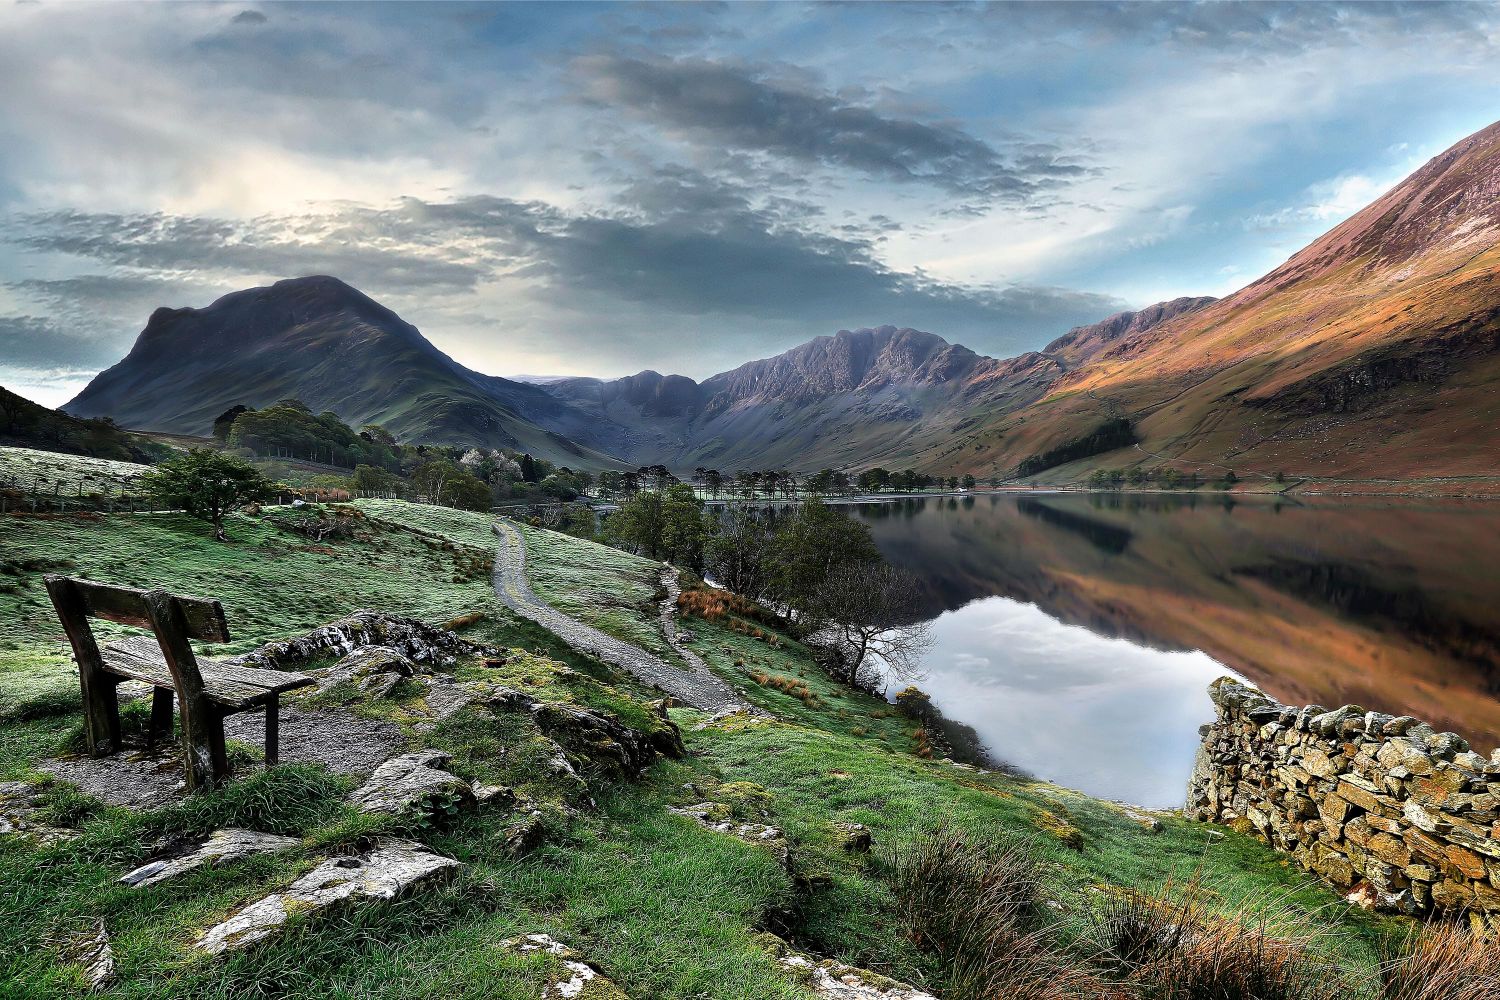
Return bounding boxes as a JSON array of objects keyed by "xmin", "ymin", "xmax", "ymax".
[
  {"xmin": 0, "ymin": 446, "xmax": 152, "ymax": 495},
  {"xmin": 0, "ymin": 458, "xmax": 1401, "ymax": 998}
]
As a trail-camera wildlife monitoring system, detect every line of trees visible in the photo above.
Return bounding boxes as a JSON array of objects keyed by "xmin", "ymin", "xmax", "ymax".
[
  {"xmin": 605, "ymin": 489, "xmax": 930, "ymax": 691},
  {"xmin": 593, "ymin": 465, "xmax": 976, "ymax": 500}
]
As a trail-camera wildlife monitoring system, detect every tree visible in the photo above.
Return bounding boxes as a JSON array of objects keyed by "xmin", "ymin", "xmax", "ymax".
[
  {"xmin": 811, "ymin": 562, "xmax": 931, "ymax": 690},
  {"xmin": 609, "ymin": 483, "xmax": 708, "ymax": 569},
  {"xmin": 519, "ymin": 454, "xmax": 538, "ymax": 482},
  {"xmin": 211, "ymin": 404, "xmax": 251, "ymax": 441},
  {"xmin": 766, "ymin": 499, "xmax": 881, "ymax": 624},
  {"xmin": 411, "ymin": 459, "xmax": 490, "ymax": 510},
  {"xmin": 351, "ymin": 464, "xmax": 403, "ymax": 495},
  {"xmin": 960, "ymin": 474, "xmax": 976, "ymax": 490},
  {"xmin": 141, "ymin": 449, "xmax": 269, "ymax": 542},
  {"xmin": 706, "ymin": 505, "xmax": 773, "ymax": 597}
]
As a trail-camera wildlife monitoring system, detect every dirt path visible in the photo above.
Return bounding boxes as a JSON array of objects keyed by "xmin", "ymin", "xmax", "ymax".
[{"xmin": 491, "ymin": 519, "xmax": 743, "ymax": 712}]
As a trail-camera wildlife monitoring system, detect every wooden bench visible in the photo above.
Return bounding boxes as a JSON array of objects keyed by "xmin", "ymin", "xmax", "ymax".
[{"xmin": 44, "ymin": 576, "xmax": 315, "ymax": 791}]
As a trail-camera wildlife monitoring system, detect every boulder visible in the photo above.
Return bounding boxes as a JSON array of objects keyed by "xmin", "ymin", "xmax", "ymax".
[
  {"xmin": 64, "ymin": 919, "xmax": 114, "ymax": 991},
  {"xmin": 487, "ymin": 687, "xmax": 684, "ymax": 779},
  {"xmin": 237, "ymin": 612, "xmax": 492, "ymax": 672},
  {"xmin": 196, "ymin": 840, "xmax": 458, "ymax": 955},
  {"xmin": 668, "ymin": 802, "xmax": 790, "ymax": 868}
]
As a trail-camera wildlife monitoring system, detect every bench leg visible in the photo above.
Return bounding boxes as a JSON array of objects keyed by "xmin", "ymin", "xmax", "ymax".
[
  {"xmin": 148, "ymin": 688, "xmax": 174, "ymax": 748},
  {"xmin": 179, "ymin": 699, "xmax": 229, "ymax": 792},
  {"xmin": 264, "ymin": 694, "xmax": 279, "ymax": 770}
]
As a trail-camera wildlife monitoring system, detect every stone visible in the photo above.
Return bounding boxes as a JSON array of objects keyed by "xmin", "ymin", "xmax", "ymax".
[
  {"xmin": 0, "ymin": 781, "xmax": 78, "ymax": 845},
  {"xmin": 64, "ymin": 919, "xmax": 114, "ymax": 991},
  {"xmin": 471, "ymin": 781, "xmax": 515, "ymax": 807},
  {"xmin": 1337, "ymin": 774, "xmax": 1384, "ymax": 813},
  {"xmin": 487, "ymin": 687, "xmax": 685, "ymax": 778},
  {"xmin": 834, "ymin": 822, "xmax": 873, "ymax": 852},
  {"xmin": 503, "ymin": 811, "xmax": 549, "ymax": 857},
  {"xmin": 669, "ymin": 802, "xmax": 790, "ymax": 868},
  {"xmin": 349, "ymin": 751, "xmax": 473, "ymax": 815},
  {"xmin": 758, "ymin": 933, "xmax": 937, "ymax": 1000},
  {"xmin": 196, "ymin": 840, "xmax": 458, "ymax": 955},
  {"xmin": 499, "ymin": 933, "xmax": 627, "ymax": 999},
  {"xmin": 121, "ymin": 829, "xmax": 300, "ymax": 888},
  {"xmin": 238, "ymin": 611, "xmax": 490, "ymax": 672}
]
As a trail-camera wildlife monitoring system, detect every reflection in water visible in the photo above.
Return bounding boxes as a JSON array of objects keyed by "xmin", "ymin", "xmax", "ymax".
[{"xmin": 852, "ymin": 494, "xmax": 1500, "ymax": 806}]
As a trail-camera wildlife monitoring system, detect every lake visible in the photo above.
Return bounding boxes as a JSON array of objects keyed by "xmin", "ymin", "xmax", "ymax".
[{"xmin": 849, "ymin": 493, "xmax": 1500, "ymax": 808}]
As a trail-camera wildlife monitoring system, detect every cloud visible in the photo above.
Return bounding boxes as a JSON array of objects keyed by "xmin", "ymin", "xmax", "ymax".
[
  {"xmin": 574, "ymin": 54, "xmax": 1092, "ymax": 203},
  {"xmin": 2, "ymin": 175, "xmax": 1124, "ymax": 378},
  {"xmin": 0, "ymin": 314, "xmax": 118, "ymax": 369},
  {"xmin": 230, "ymin": 9, "xmax": 266, "ymax": 26}
]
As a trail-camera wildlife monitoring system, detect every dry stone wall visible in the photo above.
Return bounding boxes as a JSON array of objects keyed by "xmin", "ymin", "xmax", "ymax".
[{"xmin": 1186, "ymin": 677, "xmax": 1500, "ymax": 930}]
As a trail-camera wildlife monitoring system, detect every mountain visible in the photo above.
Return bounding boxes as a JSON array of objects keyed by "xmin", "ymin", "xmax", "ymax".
[
  {"xmin": 930, "ymin": 121, "xmax": 1500, "ymax": 481},
  {"xmin": 59, "ymin": 120, "xmax": 1500, "ymax": 481},
  {"xmin": 64, "ymin": 276, "xmax": 619, "ymax": 468},
  {"xmin": 0, "ymin": 385, "xmax": 165, "ymax": 463}
]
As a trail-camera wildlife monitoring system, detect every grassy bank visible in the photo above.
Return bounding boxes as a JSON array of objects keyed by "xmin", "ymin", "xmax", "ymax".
[{"xmin": 0, "ymin": 485, "xmax": 1403, "ymax": 997}]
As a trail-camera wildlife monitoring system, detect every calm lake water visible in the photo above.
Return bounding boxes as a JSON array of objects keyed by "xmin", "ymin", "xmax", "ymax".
[{"xmin": 849, "ymin": 493, "xmax": 1500, "ymax": 807}]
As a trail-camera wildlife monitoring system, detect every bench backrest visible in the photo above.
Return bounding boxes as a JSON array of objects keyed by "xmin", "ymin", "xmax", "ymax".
[
  {"xmin": 44, "ymin": 575, "xmax": 231, "ymax": 718},
  {"xmin": 47, "ymin": 577, "xmax": 231, "ymax": 642}
]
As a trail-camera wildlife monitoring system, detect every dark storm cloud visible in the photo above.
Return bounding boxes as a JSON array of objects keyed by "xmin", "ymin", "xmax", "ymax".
[
  {"xmin": 574, "ymin": 54, "xmax": 1092, "ymax": 202},
  {"xmin": 231, "ymin": 9, "xmax": 267, "ymax": 26}
]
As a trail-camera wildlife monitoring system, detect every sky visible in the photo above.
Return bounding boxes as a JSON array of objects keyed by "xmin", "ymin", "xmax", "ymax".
[{"xmin": 3, "ymin": 1, "xmax": 1500, "ymax": 407}]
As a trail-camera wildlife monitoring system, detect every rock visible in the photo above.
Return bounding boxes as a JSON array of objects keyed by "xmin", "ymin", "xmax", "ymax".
[
  {"xmin": 758, "ymin": 933, "xmax": 937, "ymax": 1000},
  {"xmin": 64, "ymin": 919, "xmax": 115, "ymax": 991},
  {"xmin": 472, "ymin": 781, "xmax": 515, "ymax": 807},
  {"xmin": 349, "ymin": 751, "xmax": 473, "ymax": 815},
  {"xmin": 196, "ymin": 840, "xmax": 458, "ymax": 955},
  {"xmin": 499, "ymin": 933, "xmax": 628, "ymax": 999},
  {"xmin": 121, "ymin": 828, "xmax": 301, "ymax": 887},
  {"xmin": 692, "ymin": 706, "xmax": 774, "ymax": 731},
  {"xmin": 0, "ymin": 781, "xmax": 78, "ymax": 845},
  {"xmin": 834, "ymin": 822, "xmax": 873, "ymax": 853},
  {"xmin": 668, "ymin": 802, "xmax": 790, "ymax": 868},
  {"xmin": 503, "ymin": 811, "xmax": 549, "ymax": 857},
  {"xmin": 486, "ymin": 687, "xmax": 684, "ymax": 779},
  {"xmin": 238, "ymin": 612, "xmax": 493, "ymax": 672}
]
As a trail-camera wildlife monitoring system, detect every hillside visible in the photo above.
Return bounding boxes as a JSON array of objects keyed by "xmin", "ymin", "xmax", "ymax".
[
  {"xmin": 0, "ymin": 488, "xmax": 1396, "ymax": 997},
  {"xmin": 932, "ymin": 122, "xmax": 1500, "ymax": 482},
  {"xmin": 0, "ymin": 385, "xmax": 165, "ymax": 464},
  {"xmin": 63, "ymin": 277, "xmax": 619, "ymax": 470}
]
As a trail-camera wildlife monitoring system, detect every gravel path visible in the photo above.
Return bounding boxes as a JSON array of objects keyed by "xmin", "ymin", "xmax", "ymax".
[{"xmin": 492, "ymin": 519, "xmax": 743, "ymax": 712}]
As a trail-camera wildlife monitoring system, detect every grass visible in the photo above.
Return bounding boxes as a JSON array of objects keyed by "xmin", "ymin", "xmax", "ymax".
[
  {"xmin": 0, "ymin": 446, "xmax": 152, "ymax": 495},
  {"xmin": 0, "ymin": 468, "xmax": 1415, "ymax": 998}
]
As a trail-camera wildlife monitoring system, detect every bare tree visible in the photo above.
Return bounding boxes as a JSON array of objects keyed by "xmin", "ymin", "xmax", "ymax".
[{"xmin": 811, "ymin": 562, "xmax": 932, "ymax": 691}]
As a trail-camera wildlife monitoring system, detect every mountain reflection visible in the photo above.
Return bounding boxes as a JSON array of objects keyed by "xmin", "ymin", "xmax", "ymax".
[{"xmin": 852, "ymin": 494, "xmax": 1500, "ymax": 757}]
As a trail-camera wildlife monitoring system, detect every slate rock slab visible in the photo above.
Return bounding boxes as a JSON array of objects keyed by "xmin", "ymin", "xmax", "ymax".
[
  {"xmin": 64, "ymin": 919, "xmax": 115, "ymax": 991},
  {"xmin": 196, "ymin": 839, "xmax": 459, "ymax": 955},
  {"xmin": 349, "ymin": 750, "xmax": 473, "ymax": 815},
  {"xmin": 121, "ymin": 828, "xmax": 301, "ymax": 888}
]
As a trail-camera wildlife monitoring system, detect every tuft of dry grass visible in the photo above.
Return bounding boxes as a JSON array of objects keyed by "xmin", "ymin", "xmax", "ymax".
[
  {"xmin": 887, "ymin": 825, "xmax": 1114, "ymax": 1000},
  {"xmin": 1092, "ymin": 880, "xmax": 1334, "ymax": 1000},
  {"xmin": 1375, "ymin": 921, "xmax": 1500, "ymax": 1000},
  {"xmin": 747, "ymin": 669, "xmax": 821, "ymax": 705}
]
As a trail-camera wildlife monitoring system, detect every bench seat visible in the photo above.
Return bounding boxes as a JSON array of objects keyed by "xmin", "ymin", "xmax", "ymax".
[{"xmin": 103, "ymin": 635, "xmax": 315, "ymax": 710}]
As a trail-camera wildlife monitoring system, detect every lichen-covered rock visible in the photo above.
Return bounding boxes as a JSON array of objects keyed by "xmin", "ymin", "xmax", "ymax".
[
  {"xmin": 315, "ymin": 646, "xmax": 419, "ymax": 699},
  {"xmin": 237, "ymin": 612, "xmax": 492, "ymax": 672},
  {"xmin": 121, "ymin": 828, "xmax": 300, "ymax": 887},
  {"xmin": 1188, "ymin": 677, "xmax": 1500, "ymax": 920},
  {"xmin": 500, "ymin": 933, "xmax": 628, "ymax": 999},
  {"xmin": 834, "ymin": 822, "xmax": 873, "ymax": 853},
  {"xmin": 0, "ymin": 781, "xmax": 78, "ymax": 845},
  {"xmin": 668, "ymin": 802, "xmax": 790, "ymax": 868},
  {"xmin": 196, "ymin": 840, "xmax": 458, "ymax": 955},
  {"xmin": 64, "ymin": 919, "xmax": 114, "ymax": 991},
  {"xmin": 349, "ymin": 751, "xmax": 473, "ymax": 815},
  {"xmin": 757, "ymin": 933, "xmax": 937, "ymax": 1000},
  {"xmin": 486, "ymin": 687, "xmax": 684, "ymax": 779}
]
